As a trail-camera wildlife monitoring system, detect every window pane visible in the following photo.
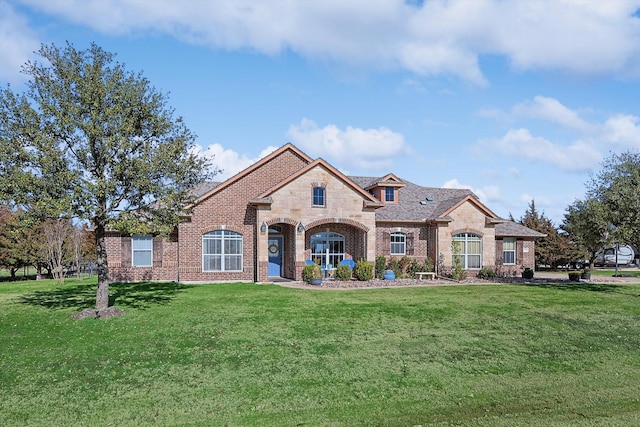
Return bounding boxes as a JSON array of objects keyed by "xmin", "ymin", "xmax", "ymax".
[
  {"xmin": 133, "ymin": 251, "xmax": 152, "ymax": 267},
  {"xmin": 504, "ymin": 252, "xmax": 515, "ymax": 264},
  {"xmin": 468, "ymin": 255, "xmax": 481, "ymax": 269},
  {"xmin": 503, "ymin": 238, "xmax": 515, "ymax": 251},
  {"xmin": 313, "ymin": 187, "xmax": 325, "ymax": 206},
  {"xmin": 385, "ymin": 187, "xmax": 394, "ymax": 202},
  {"xmin": 132, "ymin": 235, "xmax": 153, "ymax": 250}
]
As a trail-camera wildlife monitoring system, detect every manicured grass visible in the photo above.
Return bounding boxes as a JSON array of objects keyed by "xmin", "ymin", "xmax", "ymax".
[
  {"xmin": 1, "ymin": 279, "xmax": 639, "ymax": 426},
  {"xmin": 590, "ymin": 268, "xmax": 640, "ymax": 278}
]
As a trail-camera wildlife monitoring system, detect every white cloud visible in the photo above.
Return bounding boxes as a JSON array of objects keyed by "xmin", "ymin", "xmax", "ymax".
[
  {"xmin": 486, "ymin": 128, "xmax": 602, "ymax": 172},
  {"xmin": 442, "ymin": 178, "xmax": 502, "ymax": 204},
  {"xmin": 286, "ymin": 118, "xmax": 409, "ymax": 172},
  {"xmin": 15, "ymin": 0, "xmax": 640, "ymax": 84},
  {"xmin": 602, "ymin": 114, "xmax": 640, "ymax": 149},
  {"xmin": 513, "ymin": 96, "xmax": 593, "ymax": 132},
  {"xmin": 193, "ymin": 143, "xmax": 278, "ymax": 181},
  {"xmin": 0, "ymin": 1, "xmax": 40, "ymax": 83}
]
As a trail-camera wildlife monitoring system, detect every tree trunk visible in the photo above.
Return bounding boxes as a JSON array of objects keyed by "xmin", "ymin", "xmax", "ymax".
[{"xmin": 95, "ymin": 223, "xmax": 110, "ymax": 311}]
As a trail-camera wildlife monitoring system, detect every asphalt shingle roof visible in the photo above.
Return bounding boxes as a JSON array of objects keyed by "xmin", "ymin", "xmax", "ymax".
[{"xmin": 349, "ymin": 176, "xmax": 475, "ymax": 222}]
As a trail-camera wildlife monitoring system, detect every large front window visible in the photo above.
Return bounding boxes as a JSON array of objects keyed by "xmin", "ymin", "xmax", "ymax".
[
  {"xmin": 452, "ymin": 233, "xmax": 482, "ymax": 269},
  {"xmin": 132, "ymin": 235, "xmax": 153, "ymax": 267},
  {"xmin": 203, "ymin": 230, "xmax": 243, "ymax": 272},
  {"xmin": 390, "ymin": 232, "xmax": 406, "ymax": 255},
  {"xmin": 311, "ymin": 232, "xmax": 344, "ymax": 268}
]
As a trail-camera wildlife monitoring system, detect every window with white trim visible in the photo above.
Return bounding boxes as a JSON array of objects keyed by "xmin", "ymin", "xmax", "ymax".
[
  {"xmin": 385, "ymin": 187, "xmax": 395, "ymax": 202},
  {"xmin": 452, "ymin": 233, "xmax": 482, "ymax": 269},
  {"xmin": 312, "ymin": 186, "xmax": 325, "ymax": 207},
  {"xmin": 311, "ymin": 232, "xmax": 344, "ymax": 268},
  {"xmin": 132, "ymin": 235, "xmax": 153, "ymax": 267},
  {"xmin": 203, "ymin": 230, "xmax": 243, "ymax": 272},
  {"xmin": 390, "ymin": 232, "xmax": 406, "ymax": 255},
  {"xmin": 503, "ymin": 238, "xmax": 516, "ymax": 265}
]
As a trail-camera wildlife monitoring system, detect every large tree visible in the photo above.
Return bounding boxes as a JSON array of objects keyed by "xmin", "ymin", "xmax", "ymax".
[
  {"xmin": 519, "ymin": 200, "xmax": 575, "ymax": 269},
  {"xmin": 587, "ymin": 151, "xmax": 640, "ymax": 254},
  {"xmin": 561, "ymin": 197, "xmax": 610, "ymax": 268},
  {"xmin": 0, "ymin": 43, "xmax": 210, "ymax": 312}
]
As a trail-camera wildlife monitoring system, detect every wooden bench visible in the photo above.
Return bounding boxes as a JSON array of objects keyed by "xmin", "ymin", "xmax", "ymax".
[{"xmin": 416, "ymin": 272, "xmax": 436, "ymax": 280}]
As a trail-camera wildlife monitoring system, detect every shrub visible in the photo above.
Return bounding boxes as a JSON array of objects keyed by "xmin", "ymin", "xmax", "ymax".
[
  {"xmin": 334, "ymin": 264, "xmax": 352, "ymax": 281},
  {"xmin": 522, "ymin": 268, "xmax": 534, "ymax": 279},
  {"xmin": 477, "ymin": 268, "xmax": 495, "ymax": 280},
  {"xmin": 375, "ymin": 255, "xmax": 386, "ymax": 279},
  {"xmin": 354, "ymin": 260, "xmax": 373, "ymax": 281},
  {"xmin": 302, "ymin": 264, "xmax": 322, "ymax": 283},
  {"xmin": 406, "ymin": 257, "xmax": 435, "ymax": 278}
]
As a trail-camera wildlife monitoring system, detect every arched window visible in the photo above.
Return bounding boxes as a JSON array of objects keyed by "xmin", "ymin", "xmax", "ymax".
[
  {"xmin": 203, "ymin": 230, "xmax": 243, "ymax": 272},
  {"xmin": 311, "ymin": 232, "xmax": 344, "ymax": 268},
  {"xmin": 390, "ymin": 232, "xmax": 406, "ymax": 255},
  {"xmin": 452, "ymin": 233, "xmax": 482, "ymax": 269}
]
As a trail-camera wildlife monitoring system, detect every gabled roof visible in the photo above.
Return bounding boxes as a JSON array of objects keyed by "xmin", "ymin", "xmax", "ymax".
[
  {"xmin": 439, "ymin": 194, "xmax": 499, "ymax": 219},
  {"xmin": 350, "ymin": 176, "xmax": 486, "ymax": 222},
  {"xmin": 254, "ymin": 158, "xmax": 383, "ymax": 207},
  {"xmin": 363, "ymin": 173, "xmax": 406, "ymax": 189},
  {"xmin": 188, "ymin": 143, "xmax": 312, "ymax": 208}
]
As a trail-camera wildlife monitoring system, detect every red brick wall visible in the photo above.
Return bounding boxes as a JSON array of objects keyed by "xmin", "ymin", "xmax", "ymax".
[{"xmin": 107, "ymin": 148, "xmax": 310, "ymax": 282}]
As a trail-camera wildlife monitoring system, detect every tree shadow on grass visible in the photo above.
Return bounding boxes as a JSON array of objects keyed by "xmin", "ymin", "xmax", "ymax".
[
  {"xmin": 19, "ymin": 281, "xmax": 194, "ymax": 310},
  {"xmin": 520, "ymin": 281, "xmax": 630, "ymax": 295}
]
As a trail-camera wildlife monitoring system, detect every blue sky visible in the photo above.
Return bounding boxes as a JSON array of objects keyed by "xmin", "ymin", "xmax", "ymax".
[{"xmin": 3, "ymin": 0, "xmax": 640, "ymax": 224}]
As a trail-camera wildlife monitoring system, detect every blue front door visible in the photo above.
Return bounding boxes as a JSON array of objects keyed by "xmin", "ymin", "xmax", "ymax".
[{"xmin": 268, "ymin": 236, "xmax": 283, "ymax": 276}]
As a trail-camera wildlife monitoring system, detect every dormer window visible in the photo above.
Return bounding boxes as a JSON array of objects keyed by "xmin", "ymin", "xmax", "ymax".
[{"xmin": 385, "ymin": 187, "xmax": 395, "ymax": 202}]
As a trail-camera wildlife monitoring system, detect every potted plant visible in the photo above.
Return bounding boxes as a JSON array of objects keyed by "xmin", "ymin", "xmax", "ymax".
[
  {"xmin": 568, "ymin": 271, "xmax": 581, "ymax": 281},
  {"xmin": 521, "ymin": 267, "xmax": 534, "ymax": 279},
  {"xmin": 580, "ymin": 268, "xmax": 591, "ymax": 280},
  {"xmin": 302, "ymin": 263, "xmax": 323, "ymax": 286}
]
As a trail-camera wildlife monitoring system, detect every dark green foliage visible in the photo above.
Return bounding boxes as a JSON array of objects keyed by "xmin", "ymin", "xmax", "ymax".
[
  {"xmin": 353, "ymin": 260, "xmax": 373, "ymax": 281},
  {"xmin": 334, "ymin": 263, "xmax": 352, "ymax": 281},
  {"xmin": 587, "ymin": 151, "xmax": 640, "ymax": 256},
  {"xmin": 406, "ymin": 257, "xmax": 435, "ymax": 278},
  {"xmin": 522, "ymin": 268, "xmax": 534, "ymax": 279},
  {"xmin": 0, "ymin": 42, "xmax": 211, "ymax": 309},
  {"xmin": 519, "ymin": 200, "xmax": 575, "ymax": 269},
  {"xmin": 562, "ymin": 198, "xmax": 609, "ymax": 268},
  {"xmin": 375, "ymin": 255, "xmax": 386, "ymax": 278},
  {"xmin": 477, "ymin": 267, "xmax": 495, "ymax": 280}
]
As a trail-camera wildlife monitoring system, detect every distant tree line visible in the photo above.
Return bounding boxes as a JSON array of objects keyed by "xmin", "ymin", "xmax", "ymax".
[
  {"xmin": 0, "ymin": 206, "xmax": 96, "ymax": 282},
  {"xmin": 516, "ymin": 151, "xmax": 640, "ymax": 270}
]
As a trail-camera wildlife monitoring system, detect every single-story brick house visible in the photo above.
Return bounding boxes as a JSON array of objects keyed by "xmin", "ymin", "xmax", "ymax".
[{"xmin": 105, "ymin": 143, "xmax": 544, "ymax": 282}]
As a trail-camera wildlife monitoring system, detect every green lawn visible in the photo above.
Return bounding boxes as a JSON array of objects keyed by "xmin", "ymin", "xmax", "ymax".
[{"xmin": 1, "ymin": 279, "xmax": 639, "ymax": 426}]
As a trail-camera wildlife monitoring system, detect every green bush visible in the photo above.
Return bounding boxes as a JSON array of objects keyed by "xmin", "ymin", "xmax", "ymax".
[
  {"xmin": 477, "ymin": 268, "xmax": 495, "ymax": 280},
  {"xmin": 375, "ymin": 255, "xmax": 386, "ymax": 278},
  {"xmin": 334, "ymin": 264, "xmax": 352, "ymax": 281},
  {"xmin": 302, "ymin": 264, "xmax": 322, "ymax": 282},
  {"xmin": 354, "ymin": 260, "xmax": 373, "ymax": 281}
]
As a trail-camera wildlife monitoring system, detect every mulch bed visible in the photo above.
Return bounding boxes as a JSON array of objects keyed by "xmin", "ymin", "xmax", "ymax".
[{"xmin": 274, "ymin": 274, "xmax": 639, "ymax": 290}]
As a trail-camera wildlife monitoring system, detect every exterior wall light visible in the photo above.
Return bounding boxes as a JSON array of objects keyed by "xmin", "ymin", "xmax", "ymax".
[
  {"xmin": 260, "ymin": 222, "xmax": 267, "ymax": 233},
  {"xmin": 297, "ymin": 222, "xmax": 304, "ymax": 233}
]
